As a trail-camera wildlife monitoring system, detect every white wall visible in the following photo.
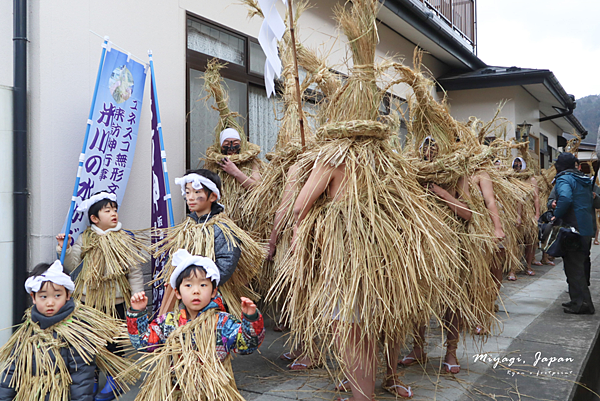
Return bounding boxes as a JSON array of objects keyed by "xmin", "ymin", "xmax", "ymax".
[
  {"xmin": 27, "ymin": 0, "xmax": 456, "ymax": 266},
  {"xmin": 0, "ymin": 85, "xmax": 14, "ymax": 345},
  {"xmin": 445, "ymin": 86, "xmax": 517, "ymax": 137},
  {"xmin": 0, "ymin": 2, "xmax": 12, "ymax": 87}
]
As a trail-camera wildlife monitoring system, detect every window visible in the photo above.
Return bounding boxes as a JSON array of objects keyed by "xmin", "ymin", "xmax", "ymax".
[{"xmin": 186, "ymin": 14, "xmax": 278, "ymax": 168}]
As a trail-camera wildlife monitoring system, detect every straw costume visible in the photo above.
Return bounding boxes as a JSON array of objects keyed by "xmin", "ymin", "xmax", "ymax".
[
  {"xmin": 126, "ymin": 251, "xmax": 265, "ymax": 401},
  {"xmin": 269, "ymin": 0, "xmax": 474, "ymax": 371},
  {"xmin": 200, "ymin": 59, "xmax": 264, "ymax": 231},
  {"xmin": 60, "ymin": 193, "xmax": 147, "ymax": 317},
  {"xmin": 151, "ymin": 175, "xmax": 264, "ymax": 319},
  {"xmin": 0, "ymin": 262, "xmax": 138, "ymax": 401},
  {"xmin": 241, "ymin": 0, "xmax": 337, "ymax": 299},
  {"xmin": 390, "ymin": 57, "xmax": 499, "ymax": 336}
]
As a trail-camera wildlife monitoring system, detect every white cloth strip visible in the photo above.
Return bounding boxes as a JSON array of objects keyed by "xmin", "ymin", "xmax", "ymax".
[
  {"xmin": 25, "ymin": 260, "xmax": 75, "ymax": 294},
  {"xmin": 170, "ymin": 249, "xmax": 220, "ymax": 288},
  {"xmin": 174, "ymin": 174, "xmax": 220, "ymax": 200},
  {"xmin": 76, "ymin": 192, "xmax": 117, "ymax": 213}
]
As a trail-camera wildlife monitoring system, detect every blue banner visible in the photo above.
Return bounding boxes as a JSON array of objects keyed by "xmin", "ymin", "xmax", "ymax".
[{"xmin": 63, "ymin": 48, "xmax": 147, "ymax": 243}]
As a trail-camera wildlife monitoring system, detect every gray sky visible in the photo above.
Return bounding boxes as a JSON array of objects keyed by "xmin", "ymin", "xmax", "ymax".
[{"xmin": 477, "ymin": 0, "xmax": 600, "ymax": 99}]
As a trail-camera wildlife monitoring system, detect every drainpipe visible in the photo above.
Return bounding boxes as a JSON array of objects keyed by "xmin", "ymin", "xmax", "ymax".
[{"xmin": 13, "ymin": 0, "xmax": 29, "ymax": 326}]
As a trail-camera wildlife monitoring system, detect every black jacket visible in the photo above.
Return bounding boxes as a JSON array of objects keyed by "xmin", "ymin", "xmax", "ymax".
[
  {"xmin": 0, "ymin": 300, "xmax": 96, "ymax": 401},
  {"xmin": 188, "ymin": 202, "xmax": 241, "ymax": 285}
]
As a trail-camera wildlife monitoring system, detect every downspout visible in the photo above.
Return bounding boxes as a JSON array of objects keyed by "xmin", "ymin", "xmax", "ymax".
[
  {"xmin": 13, "ymin": 0, "xmax": 29, "ymax": 326},
  {"xmin": 539, "ymin": 104, "xmax": 574, "ymax": 122}
]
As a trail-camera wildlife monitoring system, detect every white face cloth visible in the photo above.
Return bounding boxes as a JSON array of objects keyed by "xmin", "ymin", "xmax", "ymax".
[
  {"xmin": 25, "ymin": 260, "xmax": 75, "ymax": 294},
  {"xmin": 174, "ymin": 174, "xmax": 221, "ymax": 200},
  {"xmin": 512, "ymin": 157, "xmax": 526, "ymax": 171},
  {"xmin": 77, "ymin": 192, "xmax": 117, "ymax": 214},
  {"xmin": 169, "ymin": 249, "xmax": 220, "ymax": 289},
  {"xmin": 219, "ymin": 128, "xmax": 241, "ymax": 146}
]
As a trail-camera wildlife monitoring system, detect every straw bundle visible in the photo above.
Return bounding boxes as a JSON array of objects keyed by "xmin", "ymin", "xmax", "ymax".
[
  {"xmin": 131, "ymin": 309, "xmax": 243, "ymax": 401},
  {"xmin": 75, "ymin": 228, "xmax": 147, "ymax": 316},
  {"xmin": 201, "ymin": 58, "xmax": 264, "ymax": 229},
  {"xmin": 0, "ymin": 302, "xmax": 139, "ymax": 401},
  {"xmin": 151, "ymin": 215, "xmax": 264, "ymax": 319}
]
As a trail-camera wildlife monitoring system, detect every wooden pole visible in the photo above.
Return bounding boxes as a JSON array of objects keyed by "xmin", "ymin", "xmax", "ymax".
[{"xmin": 287, "ymin": 0, "xmax": 306, "ymax": 148}]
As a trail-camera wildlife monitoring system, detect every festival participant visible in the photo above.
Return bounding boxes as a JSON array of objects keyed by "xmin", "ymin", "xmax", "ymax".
[
  {"xmin": 151, "ymin": 169, "xmax": 263, "ymax": 319},
  {"xmin": 399, "ymin": 137, "xmax": 474, "ymax": 375},
  {"xmin": 201, "ymin": 59, "xmax": 263, "ymax": 230},
  {"xmin": 126, "ymin": 249, "xmax": 265, "ymax": 401},
  {"xmin": 507, "ymin": 156, "xmax": 540, "ymax": 281},
  {"xmin": 269, "ymin": 3, "xmax": 466, "ymax": 400},
  {"xmin": 0, "ymin": 261, "xmax": 138, "ymax": 401},
  {"xmin": 56, "ymin": 192, "xmax": 146, "ymax": 317},
  {"xmin": 56, "ymin": 192, "xmax": 146, "ymax": 401}
]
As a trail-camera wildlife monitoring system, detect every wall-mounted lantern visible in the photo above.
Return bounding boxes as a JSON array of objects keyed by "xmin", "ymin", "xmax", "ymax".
[{"xmin": 516, "ymin": 121, "xmax": 532, "ymax": 142}]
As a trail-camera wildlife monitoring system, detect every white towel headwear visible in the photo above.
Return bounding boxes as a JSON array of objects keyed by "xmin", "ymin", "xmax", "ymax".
[
  {"xmin": 169, "ymin": 249, "xmax": 220, "ymax": 289},
  {"xmin": 419, "ymin": 136, "xmax": 435, "ymax": 151},
  {"xmin": 77, "ymin": 192, "xmax": 117, "ymax": 214},
  {"xmin": 512, "ymin": 157, "xmax": 526, "ymax": 171},
  {"xmin": 25, "ymin": 260, "xmax": 75, "ymax": 294},
  {"xmin": 219, "ymin": 128, "xmax": 241, "ymax": 146},
  {"xmin": 174, "ymin": 174, "xmax": 221, "ymax": 200}
]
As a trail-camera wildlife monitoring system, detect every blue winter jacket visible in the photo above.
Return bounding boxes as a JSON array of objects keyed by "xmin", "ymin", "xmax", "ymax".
[{"xmin": 553, "ymin": 169, "xmax": 595, "ymax": 236}]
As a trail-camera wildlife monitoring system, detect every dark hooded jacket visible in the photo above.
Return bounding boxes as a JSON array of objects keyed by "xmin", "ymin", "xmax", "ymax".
[
  {"xmin": 188, "ymin": 202, "xmax": 241, "ymax": 285},
  {"xmin": 553, "ymin": 169, "xmax": 595, "ymax": 236},
  {"xmin": 0, "ymin": 299, "xmax": 96, "ymax": 401}
]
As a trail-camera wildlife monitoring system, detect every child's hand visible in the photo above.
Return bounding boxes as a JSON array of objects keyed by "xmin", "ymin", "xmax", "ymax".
[
  {"xmin": 56, "ymin": 234, "xmax": 72, "ymax": 249},
  {"xmin": 241, "ymin": 297, "xmax": 257, "ymax": 316},
  {"xmin": 130, "ymin": 292, "xmax": 148, "ymax": 311}
]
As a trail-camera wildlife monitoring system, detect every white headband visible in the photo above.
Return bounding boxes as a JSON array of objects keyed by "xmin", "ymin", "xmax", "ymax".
[
  {"xmin": 25, "ymin": 260, "xmax": 75, "ymax": 294},
  {"xmin": 419, "ymin": 136, "xmax": 435, "ymax": 151},
  {"xmin": 169, "ymin": 249, "xmax": 220, "ymax": 289},
  {"xmin": 219, "ymin": 128, "xmax": 241, "ymax": 146},
  {"xmin": 77, "ymin": 192, "xmax": 117, "ymax": 214},
  {"xmin": 512, "ymin": 157, "xmax": 526, "ymax": 171},
  {"xmin": 174, "ymin": 174, "xmax": 221, "ymax": 200}
]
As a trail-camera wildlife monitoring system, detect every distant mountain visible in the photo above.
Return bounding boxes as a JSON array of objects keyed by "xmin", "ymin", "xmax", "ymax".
[{"xmin": 574, "ymin": 94, "xmax": 600, "ymax": 144}]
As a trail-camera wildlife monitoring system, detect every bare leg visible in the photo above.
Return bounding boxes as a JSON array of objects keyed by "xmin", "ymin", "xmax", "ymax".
[
  {"xmin": 398, "ymin": 326, "xmax": 426, "ymax": 366},
  {"xmin": 336, "ymin": 324, "xmax": 376, "ymax": 401},
  {"xmin": 384, "ymin": 341, "xmax": 412, "ymax": 398},
  {"xmin": 443, "ymin": 309, "xmax": 461, "ymax": 374},
  {"xmin": 525, "ymin": 243, "xmax": 536, "ymax": 275}
]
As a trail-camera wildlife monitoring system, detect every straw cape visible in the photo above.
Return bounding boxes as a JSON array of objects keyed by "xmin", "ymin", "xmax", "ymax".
[
  {"xmin": 129, "ymin": 309, "xmax": 243, "ymax": 401},
  {"xmin": 0, "ymin": 302, "xmax": 138, "ymax": 401},
  {"xmin": 268, "ymin": 0, "xmax": 481, "ymax": 366},
  {"xmin": 75, "ymin": 227, "xmax": 147, "ymax": 316},
  {"xmin": 200, "ymin": 59, "xmax": 263, "ymax": 230},
  {"xmin": 151, "ymin": 214, "xmax": 263, "ymax": 319}
]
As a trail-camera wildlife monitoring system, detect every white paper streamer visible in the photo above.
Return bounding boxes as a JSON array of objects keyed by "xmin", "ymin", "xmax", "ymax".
[{"xmin": 257, "ymin": 0, "xmax": 287, "ymax": 97}]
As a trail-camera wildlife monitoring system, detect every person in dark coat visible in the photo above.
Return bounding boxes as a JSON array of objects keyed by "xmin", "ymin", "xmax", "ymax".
[{"xmin": 553, "ymin": 153, "xmax": 596, "ymax": 314}]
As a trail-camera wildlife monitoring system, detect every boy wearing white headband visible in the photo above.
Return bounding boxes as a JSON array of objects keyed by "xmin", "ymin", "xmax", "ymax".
[
  {"xmin": 0, "ymin": 261, "xmax": 138, "ymax": 401},
  {"xmin": 56, "ymin": 191, "xmax": 146, "ymax": 401},
  {"xmin": 126, "ymin": 249, "xmax": 264, "ymax": 401},
  {"xmin": 152, "ymin": 169, "xmax": 263, "ymax": 319}
]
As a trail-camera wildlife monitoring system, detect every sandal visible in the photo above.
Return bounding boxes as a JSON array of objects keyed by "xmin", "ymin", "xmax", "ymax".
[
  {"xmin": 279, "ymin": 352, "xmax": 295, "ymax": 361},
  {"xmin": 383, "ymin": 375, "xmax": 413, "ymax": 399},
  {"xmin": 335, "ymin": 379, "xmax": 351, "ymax": 392},
  {"xmin": 442, "ymin": 361, "xmax": 461, "ymax": 374},
  {"xmin": 507, "ymin": 273, "xmax": 517, "ymax": 281},
  {"xmin": 532, "ymin": 261, "xmax": 543, "ymax": 266},
  {"xmin": 398, "ymin": 355, "xmax": 427, "ymax": 367},
  {"xmin": 595, "ymin": 240, "xmax": 600, "ymax": 245},
  {"xmin": 442, "ymin": 339, "xmax": 461, "ymax": 374},
  {"xmin": 526, "ymin": 269, "xmax": 536, "ymax": 276},
  {"xmin": 474, "ymin": 326, "xmax": 488, "ymax": 335},
  {"xmin": 288, "ymin": 356, "xmax": 321, "ymax": 371}
]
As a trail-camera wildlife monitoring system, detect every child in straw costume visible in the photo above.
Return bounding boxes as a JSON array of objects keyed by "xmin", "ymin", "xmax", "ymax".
[
  {"xmin": 56, "ymin": 192, "xmax": 146, "ymax": 318},
  {"xmin": 269, "ymin": 1, "xmax": 475, "ymax": 398},
  {"xmin": 152, "ymin": 169, "xmax": 263, "ymax": 319},
  {"xmin": 506, "ymin": 148, "xmax": 540, "ymax": 281},
  {"xmin": 0, "ymin": 260, "xmax": 138, "ymax": 401},
  {"xmin": 55, "ymin": 192, "xmax": 146, "ymax": 401},
  {"xmin": 126, "ymin": 249, "xmax": 265, "ymax": 401},
  {"xmin": 200, "ymin": 59, "xmax": 263, "ymax": 231}
]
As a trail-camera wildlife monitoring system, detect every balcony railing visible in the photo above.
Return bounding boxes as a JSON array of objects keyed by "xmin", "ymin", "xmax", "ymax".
[{"xmin": 414, "ymin": 0, "xmax": 476, "ymax": 49}]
